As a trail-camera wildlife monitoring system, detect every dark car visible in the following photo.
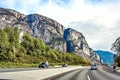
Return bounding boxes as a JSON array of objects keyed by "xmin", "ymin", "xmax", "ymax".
[
  {"xmin": 62, "ymin": 64, "xmax": 68, "ymax": 67},
  {"xmin": 91, "ymin": 64, "xmax": 97, "ymax": 70},
  {"xmin": 39, "ymin": 63, "xmax": 48, "ymax": 68}
]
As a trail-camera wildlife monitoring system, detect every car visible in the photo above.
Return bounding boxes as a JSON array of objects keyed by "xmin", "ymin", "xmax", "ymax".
[
  {"xmin": 91, "ymin": 64, "xmax": 97, "ymax": 70},
  {"xmin": 39, "ymin": 63, "xmax": 48, "ymax": 68},
  {"xmin": 62, "ymin": 64, "xmax": 68, "ymax": 67}
]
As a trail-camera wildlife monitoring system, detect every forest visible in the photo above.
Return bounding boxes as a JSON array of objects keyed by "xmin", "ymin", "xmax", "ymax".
[{"xmin": 0, "ymin": 27, "xmax": 90, "ymax": 68}]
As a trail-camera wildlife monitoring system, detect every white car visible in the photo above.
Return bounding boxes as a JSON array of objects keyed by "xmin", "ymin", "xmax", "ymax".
[{"xmin": 91, "ymin": 64, "xmax": 97, "ymax": 70}]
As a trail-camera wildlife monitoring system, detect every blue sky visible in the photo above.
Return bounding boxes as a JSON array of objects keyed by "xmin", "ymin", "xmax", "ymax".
[{"xmin": 0, "ymin": 0, "xmax": 120, "ymax": 52}]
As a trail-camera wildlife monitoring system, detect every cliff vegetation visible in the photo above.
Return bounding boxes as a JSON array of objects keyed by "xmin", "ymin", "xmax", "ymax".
[{"xmin": 0, "ymin": 27, "xmax": 90, "ymax": 68}]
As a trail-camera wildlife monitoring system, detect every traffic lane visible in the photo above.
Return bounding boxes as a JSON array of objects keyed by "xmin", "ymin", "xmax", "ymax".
[
  {"xmin": 45, "ymin": 68, "xmax": 89, "ymax": 80},
  {"xmin": 46, "ymin": 66, "xmax": 120, "ymax": 80},
  {"xmin": 0, "ymin": 66, "xmax": 83, "ymax": 80},
  {"xmin": 0, "ymin": 66, "xmax": 62, "ymax": 73},
  {"xmin": 0, "ymin": 68, "xmax": 40, "ymax": 73},
  {"xmin": 88, "ymin": 66, "xmax": 120, "ymax": 80}
]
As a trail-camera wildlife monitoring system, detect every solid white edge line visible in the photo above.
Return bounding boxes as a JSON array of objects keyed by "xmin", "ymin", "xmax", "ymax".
[{"xmin": 87, "ymin": 75, "xmax": 90, "ymax": 80}]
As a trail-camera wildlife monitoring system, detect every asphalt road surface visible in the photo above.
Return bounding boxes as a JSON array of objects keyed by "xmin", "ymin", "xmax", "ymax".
[
  {"xmin": 45, "ymin": 66, "xmax": 120, "ymax": 80},
  {"xmin": 0, "ymin": 68, "xmax": 40, "ymax": 73},
  {"xmin": 0, "ymin": 67, "xmax": 62, "ymax": 73},
  {"xmin": 0, "ymin": 66, "xmax": 82, "ymax": 80},
  {"xmin": 0, "ymin": 66, "xmax": 120, "ymax": 80}
]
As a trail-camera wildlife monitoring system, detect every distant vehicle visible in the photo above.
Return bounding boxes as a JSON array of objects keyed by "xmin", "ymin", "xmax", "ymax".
[
  {"xmin": 39, "ymin": 61, "xmax": 49, "ymax": 68},
  {"xmin": 91, "ymin": 64, "xmax": 97, "ymax": 70},
  {"xmin": 39, "ymin": 63, "xmax": 47, "ymax": 68},
  {"xmin": 62, "ymin": 64, "xmax": 68, "ymax": 67}
]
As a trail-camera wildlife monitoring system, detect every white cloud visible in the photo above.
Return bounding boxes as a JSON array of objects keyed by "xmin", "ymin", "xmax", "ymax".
[
  {"xmin": 67, "ymin": 21, "xmax": 120, "ymax": 51},
  {"xmin": 0, "ymin": 0, "xmax": 120, "ymax": 51}
]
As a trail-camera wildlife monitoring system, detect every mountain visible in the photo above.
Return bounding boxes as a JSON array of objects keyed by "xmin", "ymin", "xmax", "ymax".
[
  {"xmin": 0, "ymin": 7, "xmax": 66, "ymax": 52},
  {"xmin": 96, "ymin": 50, "xmax": 114, "ymax": 65},
  {"xmin": 64, "ymin": 28, "xmax": 90, "ymax": 55},
  {"xmin": 90, "ymin": 49, "xmax": 101, "ymax": 63},
  {"xmin": 0, "ymin": 7, "xmax": 100, "ymax": 61},
  {"xmin": 111, "ymin": 37, "xmax": 120, "ymax": 56}
]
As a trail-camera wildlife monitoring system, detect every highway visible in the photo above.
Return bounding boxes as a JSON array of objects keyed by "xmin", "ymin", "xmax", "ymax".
[
  {"xmin": 0, "ymin": 66, "xmax": 82, "ymax": 80},
  {"xmin": 45, "ymin": 66, "xmax": 120, "ymax": 80},
  {"xmin": 0, "ymin": 66, "xmax": 120, "ymax": 80}
]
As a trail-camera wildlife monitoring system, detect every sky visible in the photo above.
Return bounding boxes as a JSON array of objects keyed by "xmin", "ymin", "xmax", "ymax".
[{"xmin": 0, "ymin": 0, "xmax": 120, "ymax": 52}]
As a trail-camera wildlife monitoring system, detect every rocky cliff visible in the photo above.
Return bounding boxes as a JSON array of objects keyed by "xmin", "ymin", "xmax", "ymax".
[
  {"xmin": 96, "ymin": 50, "xmax": 114, "ymax": 65},
  {"xmin": 0, "ymin": 7, "xmax": 66, "ymax": 52},
  {"xmin": 22, "ymin": 14, "xmax": 66, "ymax": 51},
  {"xmin": 111, "ymin": 37, "xmax": 120, "ymax": 56},
  {"xmin": 0, "ymin": 8, "xmax": 32, "ymax": 34},
  {"xmin": 0, "ymin": 7, "xmax": 97, "ymax": 58},
  {"xmin": 64, "ymin": 28, "xmax": 90, "ymax": 56},
  {"xmin": 89, "ymin": 48, "xmax": 101, "ymax": 64}
]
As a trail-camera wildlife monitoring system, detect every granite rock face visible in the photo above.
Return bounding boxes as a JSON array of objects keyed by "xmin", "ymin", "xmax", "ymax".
[
  {"xmin": 0, "ymin": 8, "xmax": 32, "ymax": 34},
  {"xmin": 0, "ymin": 8, "xmax": 66, "ymax": 52},
  {"xmin": 23, "ymin": 14, "xmax": 64, "ymax": 43},
  {"xmin": 96, "ymin": 50, "xmax": 114, "ymax": 65},
  {"xmin": 90, "ymin": 49, "xmax": 101, "ymax": 63},
  {"xmin": 22, "ymin": 14, "xmax": 66, "ymax": 51},
  {"xmin": 64, "ymin": 28, "xmax": 90, "ymax": 55},
  {"xmin": 0, "ymin": 7, "xmax": 100, "ymax": 59},
  {"xmin": 111, "ymin": 37, "xmax": 120, "ymax": 56}
]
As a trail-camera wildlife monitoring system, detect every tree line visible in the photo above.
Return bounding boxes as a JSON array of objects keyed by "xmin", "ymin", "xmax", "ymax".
[{"xmin": 0, "ymin": 27, "xmax": 90, "ymax": 67}]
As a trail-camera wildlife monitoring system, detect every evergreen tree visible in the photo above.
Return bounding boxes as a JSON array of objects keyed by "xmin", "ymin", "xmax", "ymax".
[
  {"xmin": 0, "ymin": 29, "xmax": 9, "ymax": 60},
  {"xmin": 0, "ymin": 27, "xmax": 90, "ymax": 67}
]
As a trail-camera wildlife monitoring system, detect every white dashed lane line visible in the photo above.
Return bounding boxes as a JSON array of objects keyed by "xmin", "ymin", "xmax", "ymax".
[
  {"xmin": 87, "ymin": 70, "xmax": 90, "ymax": 80},
  {"xmin": 87, "ymin": 75, "xmax": 90, "ymax": 80}
]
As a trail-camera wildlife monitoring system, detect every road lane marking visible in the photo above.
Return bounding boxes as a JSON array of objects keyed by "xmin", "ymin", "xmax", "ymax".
[{"xmin": 87, "ymin": 75, "xmax": 90, "ymax": 80}]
